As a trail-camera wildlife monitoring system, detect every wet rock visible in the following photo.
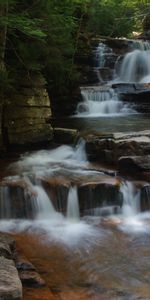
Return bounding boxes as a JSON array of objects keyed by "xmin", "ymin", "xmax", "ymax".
[
  {"xmin": 85, "ymin": 131, "xmax": 150, "ymax": 165},
  {"xmin": 119, "ymin": 155, "xmax": 150, "ymax": 172},
  {"xmin": 140, "ymin": 185, "xmax": 150, "ymax": 211},
  {"xmin": 53, "ymin": 128, "xmax": 78, "ymax": 145},
  {"xmin": 41, "ymin": 177, "xmax": 69, "ymax": 213},
  {"xmin": 0, "ymin": 256, "xmax": 22, "ymax": 300},
  {"xmin": 112, "ymin": 83, "xmax": 150, "ymax": 113},
  {"xmin": 19, "ymin": 270, "xmax": 45, "ymax": 287},
  {"xmin": 78, "ymin": 180, "xmax": 122, "ymax": 214},
  {"xmin": 97, "ymin": 67, "xmax": 114, "ymax": 82},
  {"xmin": 15, "ymin": 255, "xmax": 36, "ymax": 271},
  {"xmin": 0, "ymin": 184, "xmax": 29, "ymax": 219},
  {"xmin": 118, "ymin": 155, "xmax": 150, "ymax": 181}
]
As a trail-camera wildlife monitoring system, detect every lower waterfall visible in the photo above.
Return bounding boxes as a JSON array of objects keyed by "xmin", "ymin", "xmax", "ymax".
[{"xmin": 76, "ymin": 87, "xmax": 136, "ymax": 117}]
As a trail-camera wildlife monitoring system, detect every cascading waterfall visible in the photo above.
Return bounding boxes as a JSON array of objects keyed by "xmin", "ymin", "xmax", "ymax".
[
  {"xmin": 117, "ymin": 40, "xmax": 150, "ymax": 83},
  {"xmin": 118, "ymin": 50, "xmax": 150, "ymax": 83},
  {"xmin": 76, "ymin": 87, "xmax": 136, "ymax": 117},
  {"xmin": 74, "ymin": 138, "xmax": 87, "ymax": 162},
  {"xmin": 67, "ymin": 186, "xmax": 80, "ymax": 221},
  {"xmin": 76, "ymin": 40, "xmax": 142, "ymax": 117},
  {"xmin": 120, "ymin": 181, "xmax": 140, "ymax": 218},
  {"xmin": 30, "ymin": 184, "xmax": 59, "ymax": 220},
  {"xmin": 0, "ymin": 139, "xmax": 88, "ymax": 221}
]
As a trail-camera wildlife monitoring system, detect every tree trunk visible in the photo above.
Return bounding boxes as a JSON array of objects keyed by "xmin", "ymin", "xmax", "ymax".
[{"xmin": 0, "ymin": 2, "xmax": 8, "ymax": 70}]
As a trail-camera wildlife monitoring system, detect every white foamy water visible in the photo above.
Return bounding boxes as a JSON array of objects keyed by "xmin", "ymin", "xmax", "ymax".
[
  {"xmin": 67, "ymin": 186, "xmax": 80, "ymax": 221},
  {"xmin": 121, "ymin": 181, "xmax": 140, "ymax": 218},
  {"xmin": 76, "ymin": 87, "xmax": 136, "ymax": 117},
  {"xmin": 31, "ymin": 185, "xmax": 62, "ymax": 220},
  {"xmin": 12, "ymin": 139, "xmax": 87, "ymax": 174},
  {"xmin": 0, "ymin": 218, "xmax": 102, "ymax": 248},
  {"xmin": 117, "ymin": 182, "xmax": 150, "ymax": 233},
  {"xmin": 118, "ymin": 49, "xmax": 150, "ymax": 83}
]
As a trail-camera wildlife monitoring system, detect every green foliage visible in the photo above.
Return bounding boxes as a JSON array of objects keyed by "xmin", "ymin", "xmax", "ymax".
[{"xmin": 0, "ymin": 0, "xmax": 149, "ymax": 98}]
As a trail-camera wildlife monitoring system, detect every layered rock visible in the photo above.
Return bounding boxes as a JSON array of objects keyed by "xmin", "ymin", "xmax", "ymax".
[
  {"xmin": 85, "ymin": 131, "xmax": 150, "ymax": 167},
  {"xmin": 0, "ymin": 233, "xmax": 22, "ymax": 300},
  {"xmin": 53, "ymin": 128, "xmax": 78, "ymax": 145},
  {"xmin": 112, "ymin": 83, "xmax": 150, "ymax": 113},
  {"xmin": 3, "ymin": 74, "xmax": 53, "ymax": 147},
  {"xmin": 119, "ymin": 155, "xmax": 150, "ymax": 181}
]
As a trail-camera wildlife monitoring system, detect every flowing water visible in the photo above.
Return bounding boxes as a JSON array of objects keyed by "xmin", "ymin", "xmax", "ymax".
[
  {"xmin": 1, "ymin": 39, "xmax": 150, "ymax": 299},
  {"xmin": 76, "ymin": 87, "xmax": 136, "ymax": 117},
  {"xmin": 116, "ymin": 40, "xmax": 150, "ymax": 83},
  {"xmin": 76, "ymin": 39, "xmax": 150, "ymax": 118},
  {"xmin": 0, "ymin": 141, "xmax": 150, "ymax": 299}
]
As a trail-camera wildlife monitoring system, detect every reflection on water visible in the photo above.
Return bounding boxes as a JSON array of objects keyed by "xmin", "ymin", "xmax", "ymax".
[
  {"xmin": 13, "ymin": 217, "xmax": 150, "ymax": 300},
  {"xmin": 52, "ymin": 114, "xmax": 150, "ymax": 134}
]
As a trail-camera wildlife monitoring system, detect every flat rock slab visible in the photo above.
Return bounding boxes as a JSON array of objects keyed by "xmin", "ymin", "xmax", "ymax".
[
  {"xmin": 85, "ymin": 131, "xmax": 150, "ymax": 165},
  {"xmin": 53, "ymin": 128, "xmax": 78, "ymax": 144},
  {"xmin": 0, "ymin": 257, "xmax": 22, "ymax": 300}
]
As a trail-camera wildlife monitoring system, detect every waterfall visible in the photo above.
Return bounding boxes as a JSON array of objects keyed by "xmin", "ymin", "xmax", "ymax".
[
  {"xmin": 74, "ymin": 138, "xmax": 87, "ymax": 162},
  {"xmin": 129, "ymin": 39, "xmax": 150, "ymax": 51},
  {"xmin": 120, "ymin": 181, "xmax": 140, "ymax": 218},
  {"xmin": 76, "ymin": 87, "xmax": 136, "ymax": 117},
  {"xmin": 116, "ymin": 40, "xmax": 150, "ymax": 83},
  {"xmin": 95, "ymin": 42, "xmax": 112, "ymax": 68},
  {"xmin": 30, "ymin": 185, "xmax": 59, "ymax": 220},
  {"xmin": 67, "ymin": 186, "xmax": 80, "ymax": 221},
  {"xmin": 119, "ymin": 49, "xmax": 150, "ymax": 83},
  {"xmin": 0, "ymin": 187, "xmax": 11, "ymax": 219}
]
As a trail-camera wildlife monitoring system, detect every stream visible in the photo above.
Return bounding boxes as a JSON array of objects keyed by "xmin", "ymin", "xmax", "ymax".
[{"xmin": 0, "ymin": 38, "xmax": 150, "ymax": 299}]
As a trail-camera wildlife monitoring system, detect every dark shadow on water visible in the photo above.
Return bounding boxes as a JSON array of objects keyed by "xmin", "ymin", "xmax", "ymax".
[{"xmin": 52, "ymin": 114, "xmax": 150, "ymax": 134}]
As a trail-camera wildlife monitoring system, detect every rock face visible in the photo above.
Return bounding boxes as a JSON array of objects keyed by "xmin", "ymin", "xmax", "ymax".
[
  {"xmin": 85, "ymin": 131, "xmax": 150, "ymax": 167},
  {"xmin": 112, "ymin": 83, "xmax": 150, "ymax": 113},
  {"xmin": 78, "ymin": 180, "xmax": 122, "ymax": 214},
  {"xmin": 119, "ymin": 155, "xmax": 150, "ymax": 181},
  {"xmin": 0, "ymin": 233, "xmax": 22, "ymax": 300},
  {"xmin": 53, "ymin": 128, "xmax": 78, "ymax": 145},
  {"xmin": 2, "ymin": 74, "xmax": 53, "ymax": 148}
]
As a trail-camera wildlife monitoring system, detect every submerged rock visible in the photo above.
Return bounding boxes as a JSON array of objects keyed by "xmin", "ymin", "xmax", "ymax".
[{"xmin": 19, "ymin": 270, "xmax": 45, "ymax": 287}]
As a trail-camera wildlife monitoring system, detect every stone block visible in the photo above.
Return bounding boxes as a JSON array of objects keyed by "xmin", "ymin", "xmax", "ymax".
[{"xmin": 0, "ymin": 257, "xmax": 22, "ymax": 300}]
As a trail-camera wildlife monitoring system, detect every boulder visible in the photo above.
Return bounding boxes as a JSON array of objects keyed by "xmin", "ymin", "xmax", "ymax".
[
  {"xmin": 118, "ymin": 155, "xmax": 150, "ymax": 181},
  {"xmin": 0, "ymin": 256, "xmax": 22, "ymax": 300},
  {"xmin": 15, "ymin": 255, "xmax": 36, "ymax": 272},
  {"xmin": 19, "ymin": 270, "xmax": 45, "ymax": 287},
  {"xmin": 53, "ymin": 128, "xmax": 78, "ymax": 145}
]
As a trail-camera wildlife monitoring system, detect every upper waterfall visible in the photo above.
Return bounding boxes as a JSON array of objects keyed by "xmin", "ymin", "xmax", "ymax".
[{"xmin": 115, "ymin": 39, "xmax": 150, "ymax": 83}]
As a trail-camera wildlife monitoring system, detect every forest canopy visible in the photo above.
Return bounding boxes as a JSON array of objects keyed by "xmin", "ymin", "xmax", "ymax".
[{"xmin": 0, "ymin": 0, "xmax": 150, "ymax": 95}]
